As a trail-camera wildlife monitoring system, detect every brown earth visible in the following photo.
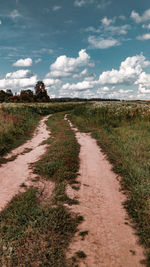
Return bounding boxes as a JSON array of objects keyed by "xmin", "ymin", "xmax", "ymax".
[
  {"xmin": 0, "ymin": 115, "xmax": 52, "ymax": 211},
  {"xmin": 66, "ymin": 118, "xmax": 144, "ymax": 267}
]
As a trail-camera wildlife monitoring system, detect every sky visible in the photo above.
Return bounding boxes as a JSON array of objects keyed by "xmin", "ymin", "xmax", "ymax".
[{"xmin": 0, "ymin": 0, "xmax": 150, "ymax": 99}]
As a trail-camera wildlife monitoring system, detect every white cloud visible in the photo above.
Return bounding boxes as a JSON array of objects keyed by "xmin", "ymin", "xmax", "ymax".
[
  {"xmin": 74, "ymin": 0, "xmax": 94, "ymax": 7},
  {"xmin": 88, "ymin": 36, "xmax": 120, "ymax": 49},
  {"xmin": 101, "ymin": 16, "xmax": 115, "ymax": 26},
  {"xmin": 142, "ymin": 23, "xmax": 150, "ymax": 29},
  {"xmin": 52, "ymin": 6, "xmax": 62, "ymax": 11},
  {"xmin": 0, "ymin": 20, "xmax": 2, "ymax": 25},
  {"xmin": 131, "ymin": 9, "xmax": 150, "ymax": 23},
  {"xmin": 101, "ymin": 86, "xmax": 110, "ymax": 91},
  {"xmin": 35, "ymin": 58, "xmax": 42, "ymax": 64},
  {"xmin": 0, "ymin": 71, "xmax": 37, "ymax": 91},
  {"xmin": 98, "ymin": 54, "xmax": 150, "ymax": 85},
  {"xmin": 85, "ymin": 23, "xmax": 130, "ymax": 36},
  {"xmin": 13, "ymin": 58, "xmax": 33, "ymax": 67},
  {"xmin": 43, "ymin": 78, "xmax": 61, "ymax": 87},
  {"xmin": 33, "ymin": 48, "xmax": 54, "ymax": 55},
  {"xmin": 10, "ymin": 9, "xmax": 21, "ymax": 19},
  {"xmin": 135, "ymin": 72, "xmax": 150, "ymax": 93},
  {"xmin": 6, "ymin": 70, "xmax": 33, "ymax": 79},
  {"xmin": 46, "ymin": 49, "xmax": 90, "ymax": 78},
  {"xmin": 136, "ymin": 33, "xmax": 150, "ymax": 41},
  {"xmin": 118, "ymin": 89, "xmax": 133, "ymax": 94},
  {"xmin": 138, "ymin": 85, "xmax": 150, "ymax": 94},
  {"xmin": 62, "ymin": 80, "xmax": 95, "ymax": 91},
  {"xmin": 74, "ymin": 0, "xmax": 86, "ymax": 7},
  {"xmin": 72, "ymin": 68, "xmax": 89, "ymax": 79}
]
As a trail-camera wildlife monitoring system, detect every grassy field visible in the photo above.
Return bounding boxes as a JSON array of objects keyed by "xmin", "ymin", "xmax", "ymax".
[
  {"xmin": 0, "ymin": 111, "xmax": 83, "ymax": 266},
  {"xmin": 70, "ymin": 101, "xmax": 150, "ymax": 265}
]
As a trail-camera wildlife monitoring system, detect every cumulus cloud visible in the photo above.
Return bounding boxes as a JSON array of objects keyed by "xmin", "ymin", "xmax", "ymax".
[
  {"xmin": 6, "ymin": 70, "xmax": 33, "ymax": 79},
  {"xmin": 72, "ymin": 68, "xmax": 89, "ymax": 79},
  {"xmin": 135, "ymin": 72, "xmax": 150, "ymax": 93},
  {"xmin": 46, "ymin": 49, "xmax": 91, "ymax": 78},
  {"xmin": 0, "ymin": 20, "xmax": 2, "ymax": 25},
  {"xmin": 43, "ymin": 78, "xmax": 61, "ymax": 87},
  {"xmin": 88, "ymin": 36, "xmax": 120, "ymax": 49},
  {"xmin": 98, "ymin": 54, "xmax": 150, "ymax": 85},
  {"xmin": 131, "ymin": 9, "xmax": 150, "ymax": 23},
  {"xmin": 13, "ymin": 58, "xmax": 33, "ymax": 67},
  {"xmin": 136, "ymin": 33, "xmax": 150, "ymax": 41},
  {"xmin": 0, "ymin": 70, "xmax": 37, "ymax": 91},
  {"xmin": 62, "ymin": 80, "xmax": 95, "ymax": 91}
]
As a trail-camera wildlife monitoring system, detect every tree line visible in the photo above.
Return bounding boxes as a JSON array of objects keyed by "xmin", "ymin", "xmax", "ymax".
[{"xmin": 0, "ymin": 81, "xmax": 50, "ymax": 103}]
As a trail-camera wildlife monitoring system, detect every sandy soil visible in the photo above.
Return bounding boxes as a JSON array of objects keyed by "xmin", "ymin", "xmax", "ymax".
[
  {"xmin": 66, "ymin": 118, "xmax": 144, "ymax": 267},
  {"xmin": 0, "ymin": 116, "xmax": 51, "ymax": 211}
]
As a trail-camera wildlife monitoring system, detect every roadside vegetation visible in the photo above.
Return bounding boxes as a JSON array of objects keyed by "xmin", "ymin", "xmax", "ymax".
[
  {"xmin": 0, "ymin": 111, "xmax": 82, "ymax": 266},
  {"xmin": 0, "ymin": 103, "xmax": 78, "ymax": 158},
  {"xmin": 70, "ymin": 101, "xmax": 150, "ymax": 265}
]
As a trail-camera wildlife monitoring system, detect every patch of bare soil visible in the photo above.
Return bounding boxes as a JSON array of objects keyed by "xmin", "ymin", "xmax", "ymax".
[
  {"xmin": 0, "ymin": 116, "xmax": 54, "ymax": 211},
  {"xmin": 66, "ymin": 119, "xmax": 144, "ymax": 267}
]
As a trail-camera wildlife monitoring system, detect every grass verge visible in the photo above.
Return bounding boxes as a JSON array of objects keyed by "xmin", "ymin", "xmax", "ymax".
[
  {"xmin": 70, "ymin": 103, "xmax": 150, "ymax": 266},
  {"xmin": 0, "ymin": 112, "xmax": 81, "ymax": 266}
]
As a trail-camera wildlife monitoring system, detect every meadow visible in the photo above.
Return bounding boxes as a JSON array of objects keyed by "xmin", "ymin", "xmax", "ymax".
[{"xmin": 0, "ymin": 101, "xmax": 150, "ymax": 266}]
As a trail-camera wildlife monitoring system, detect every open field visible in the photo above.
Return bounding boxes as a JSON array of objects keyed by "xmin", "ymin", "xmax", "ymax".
[{"xmin": 0, "ymin": 101, "xmax": 150, "ymax": 266}]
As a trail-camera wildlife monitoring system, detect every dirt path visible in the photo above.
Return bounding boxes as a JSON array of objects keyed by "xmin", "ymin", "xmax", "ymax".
[
  {"xmin": 66, "ymin": 119, "xmax": 144, "ymax": 267},
  {"xmin": 0, "ymin": 115, "xmax": 50, "ymax": 211}
]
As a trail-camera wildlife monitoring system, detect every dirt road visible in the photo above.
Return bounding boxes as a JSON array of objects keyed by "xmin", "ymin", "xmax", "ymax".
[
  {"xmin": 0, "ymin": 116, "xmax": 50, "ymax": 211},
  {"xmin": 67, "ymin": 119, "xmax": 144, "ymax": 267}
]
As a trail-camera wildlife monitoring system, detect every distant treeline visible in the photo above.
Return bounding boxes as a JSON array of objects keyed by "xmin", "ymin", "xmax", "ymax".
[
  {"xmin": 51, "ymin": 98, "xmax": 120, "ymax": 102},
  {"xmin": 0, "ymin": 81, "xmax": 120, "ymax": 103},
  {"xmin": 0, "ymin": 81, "xmax": 50, "ymax": 103}
]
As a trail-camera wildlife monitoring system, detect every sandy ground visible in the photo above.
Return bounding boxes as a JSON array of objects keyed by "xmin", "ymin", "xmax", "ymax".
[
  {"xmin": 0, "ymin": 115, "xmax": 51, "ymax": 211},
  {"xmin": 66, "ymin": 118, "xmax": 144, "ymax": 267}
]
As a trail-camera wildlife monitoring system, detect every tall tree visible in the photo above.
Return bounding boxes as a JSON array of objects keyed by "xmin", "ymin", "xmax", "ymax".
[{"xmin": 34, "ymin": 81, "xmax": 50, "ymax": 102}]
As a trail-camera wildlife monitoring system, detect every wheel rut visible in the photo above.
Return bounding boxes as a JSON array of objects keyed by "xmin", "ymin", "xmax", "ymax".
[
  {"xmin": 66, "ymin": 117, "xmax": 144, "ymax": 267},
  {"xmin": 0, "ymin": 115, "xmax": 50, "ymax": 211}
]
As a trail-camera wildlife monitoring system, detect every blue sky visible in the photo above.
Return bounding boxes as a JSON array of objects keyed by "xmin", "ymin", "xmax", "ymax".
[{"xmin": 1, "ymin": 0, "xmax": 150, "ymax": 99}]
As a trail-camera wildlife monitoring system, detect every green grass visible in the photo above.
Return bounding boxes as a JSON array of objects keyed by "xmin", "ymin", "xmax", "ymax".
[
  {"xmin": 0, "ymin": 111, "xmax": 82, "ymax": 266},
  {"xmin": 0, "ymin": 189, "xmax": 79, "ymax": 266},
  {"xmin": 0, "ymin": 103, "xmax": 79, "ymax": 157},
  {"xmin": 0, "ymin": 105, "xmax": 40, "ymax": 156},
  {"xmin": 70, "ymin": 102, "xmax": 150, "ymax": 266}
]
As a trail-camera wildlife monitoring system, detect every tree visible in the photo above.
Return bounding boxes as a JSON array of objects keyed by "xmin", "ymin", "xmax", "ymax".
[
  {"xmin": 34, "ymin": 81, "xmax": 50, "ymax": 102},
  {"xmin": 6, "ymin": 89, "xmax": 13, "ymax": 97},
  {"xmin": 20, "ymin": 90, "xmax": 34, "ymax": 102},
  {"xmin": 0, "ymin": 90, "xmax": 7, "ymax": 102}
]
